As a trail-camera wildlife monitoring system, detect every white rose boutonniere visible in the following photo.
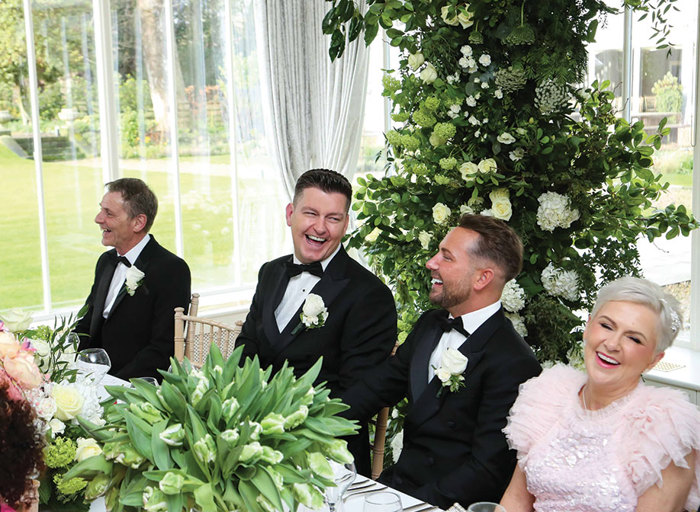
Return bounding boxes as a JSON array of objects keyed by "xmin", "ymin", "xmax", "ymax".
[
  {"xmin": 125, "ymin": 266, "xmax": 145, "ymax": 296},
  {"xmin": 433, "ymin": 347, "xmax": 468, "ymax": 394},
  {"xmin": 292, "ymin": 294, "xmax": 328, "ymax": 334}
]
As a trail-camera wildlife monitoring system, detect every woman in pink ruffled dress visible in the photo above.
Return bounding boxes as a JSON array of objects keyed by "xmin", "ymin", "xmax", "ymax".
[{"xmin": 501, "ymin": 277, "xmax": 699, "ymax": 512}]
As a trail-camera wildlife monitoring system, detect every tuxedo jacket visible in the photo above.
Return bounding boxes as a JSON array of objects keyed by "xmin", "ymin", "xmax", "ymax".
[
  {"xmin": 237, "ymin": 247, "xmax": 397, "ymax": 473},
  {"xmin": 75, "ymin": 237, "xmax": 191, "ymax": 380},
  {"xmin": 341, "ymin": 307, "xmax": 541, "ymax": 508}
]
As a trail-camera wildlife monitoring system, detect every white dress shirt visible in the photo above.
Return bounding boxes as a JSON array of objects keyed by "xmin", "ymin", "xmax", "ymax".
[
  {"xmin": 274, "ymin": 244, "xmax": 342, "ymax": 332},
  {"xmin": 103, "ymin": 234, "xmax": 151, "ymax": 318},
  {"xmin": 427, "ymin": 300, "xmax": 502, "ymax": 382}
]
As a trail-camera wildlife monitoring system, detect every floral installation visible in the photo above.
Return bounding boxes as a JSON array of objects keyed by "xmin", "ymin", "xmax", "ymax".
[
  {"xmin": 125, "ymin": 265, "xmax": 145, "ymax": 296},
  {"xmin": 322, "ymin": 0, "xmax": 696, "ymax": 365},
  {"xmin": 66, "ymin": 345, "xmax": 358, "ymax": 512},
  {"xmin": 293, "ymin": 293, "xmax": 329, "ymax": 334},
  {"xmin": 433, "ymin": 347, "xmax": 468, "ymax": 394}
]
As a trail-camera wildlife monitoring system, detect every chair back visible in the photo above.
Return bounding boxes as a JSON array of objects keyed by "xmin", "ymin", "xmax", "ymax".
[
  {"xmin": 370, "ymin": 341, "xmax": 400, "ymax": 479},
  {"xmin": 174, "ymin": 294, "xmax": 242, "ymax": 367}
]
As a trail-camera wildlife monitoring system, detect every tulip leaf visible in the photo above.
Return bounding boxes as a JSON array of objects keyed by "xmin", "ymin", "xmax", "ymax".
[
  {"xmin": 252, "ymin": 467, "xmax": 284, "ymax": 512},
  {"xmin": 123, "ymin": 410, "xmax": 154, "ymax": 460},
  {"xmin": 151, "ymin": 420, "xmax": 172, "ymax": 470},
  {"xmin": 63, "ymin": 453, "xmax": 113, "ymax": 479}
]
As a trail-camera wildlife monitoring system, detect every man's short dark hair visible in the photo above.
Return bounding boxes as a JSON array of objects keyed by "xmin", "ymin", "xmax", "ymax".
[
  {"xmin": 458, "ymin": 214, "xmax": 523, "ymax": 282},
  {"xmin": 293, "ymin": 169, "xmax": 352, "ymax": 212},
  {"xmin": 106, "ymin": 178, "xmax": 158, "ymax": 232}
]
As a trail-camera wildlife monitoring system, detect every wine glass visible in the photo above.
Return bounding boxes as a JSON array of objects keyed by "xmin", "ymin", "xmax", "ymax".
[
  {"xmin": 362, "ymin": 491, "xmax": 402, "ymax": 512},
  {"xmin": 325, "ymin": 460, "xmax": 356, "ymax": 512},
  {"xmin": 76, "ymin": 348, "xmax": 111, "ymax": 384},
  {"xmin": 133, "ymin": 376, "xmax": 158, "ymax": 387},
  {"xmin": 466, "ymin": 503, "xmax": 506, "ymax": 512}
]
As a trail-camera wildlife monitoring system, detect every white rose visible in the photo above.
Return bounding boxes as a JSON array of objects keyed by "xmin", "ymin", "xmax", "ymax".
[
  {"xmin": 418, "ymin": 231, "xmax": 433, "ymax": 250},
  {"xmin": 478, "ymin": 158, "xmax": 498, "ymax": 174},
  {"xmin": 75, "ymin": 437, "xmax": 103, "ymax": 462},
  {"xmin": 441, "ymin": 347, "xmax": 468, "ymax": 374},
  {"xmin": 432, "ymin": 203, "xmax": 451, "ymax": 225},
  {"xmin": 420, "ymin": 63, "xmax": 437, "ymax": 84},
  {"xmin": 407, "ymin": 52, "xmax": 425, "ymax": 70},
  {"xmin": 479, "ymin": 54, "xmax": 491, "ymax": 66},
  {"xmin": 125, "ymin": 266, "xmax": 145, "ymax": 295},
  {"xmin": 35, "ymin": 396, "xmax": 57, "ymax": 421},
  {"xmin": 435, "ymin": 368, "xmax": 452, "ymax": 383},
  {"xmin": 466, "ymin": 96, "xmax": 477, "ymax": 107},
  {"xmin": 460, "ymin": 45, "xmax": 473, "ymax": 57},
  {"xmin": 495, "ymin": 89, "xmax": 504, "ymax": 99},
  {"xmin": 480, "ymin": 209, "xmax": 494, "ymax": 217},
  {"xmin": 52, "ymin": 383, "xmax": 85, "ymax": 421},
  {"xmin": 509, "ymin": 148, "xmax": 525, "ymax": 161},
  {"xmin": 302, "ymin": 294, "xmax": 326, "ymax": 318},
  {"xmin": 49, "ymin": 418, "xmax": 66, "ymax": 436},
  {"xmin": 459, "ymin": 204, "xmax": 474, "ymax": 215},
  {"xmin": 441, "ymin": 5, "xmax": 460, "ymax": 25},
  {"xmin": 489, "ymin": 189, "xmax": 512, "ymax": 221},
  {"xmin": 0, "ymin": 308, "xmax": 33, "ymax": 332},
  {"xmin": 0, "ymin": 331, "xmax": 20, "ymax": 358},
  {"xmin": 497, "ymin": 132, "xmax": 516, "ymax": 144},
  {"xmin": 459, "ymin": 162, "xmax": 479, "ymax": 181},
  {"xmin": 30, "ymin": 338, "xmax": 51, "ymax": 359}
]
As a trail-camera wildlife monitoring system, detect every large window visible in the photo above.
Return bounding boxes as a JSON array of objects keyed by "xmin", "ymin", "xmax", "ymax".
[
  {"xmin": 586, "ymin": 1, "xmax": 698, "ymax": 349},
  {"xmin": 0, "ymin": 0, "xmax": 290, "ymax": 316}
]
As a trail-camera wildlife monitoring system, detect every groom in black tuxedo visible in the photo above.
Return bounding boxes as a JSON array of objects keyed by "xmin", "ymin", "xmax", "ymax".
[
  {"xmin": 341, "ymin": 215, "xmax": 541, "ymax": 507},
  {"xmin": 237, "ymin": 169, "xmax": 397, "ymax": 475},
  {"xmin": 75, "ymin": 178, "xmax": 191, "ymax": 381}
]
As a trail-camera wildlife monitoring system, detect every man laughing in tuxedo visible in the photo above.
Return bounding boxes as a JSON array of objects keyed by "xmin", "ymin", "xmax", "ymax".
[
  {"xmin": 75, "ymin": 178, "xmax": 191, "ymax": 381},
  {"xmin": 341, "ymin": 214, "xmax": 541, "ymax": 507},
  {"xmin": 237, "ymin": 168, "xmax": 397, "ymax": 475}
]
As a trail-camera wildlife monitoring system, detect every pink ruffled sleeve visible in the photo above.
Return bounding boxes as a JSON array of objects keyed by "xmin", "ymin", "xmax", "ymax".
[
  {"xmin": 620, "ymin": 384, "xmax": 700, "ymax": 511},
  {"xmin": 503, "ymin": 364, "xmax": 584, "ymax": 466}
]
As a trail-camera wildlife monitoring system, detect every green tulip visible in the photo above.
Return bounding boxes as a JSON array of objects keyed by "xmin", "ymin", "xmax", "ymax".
[
  {"xmin": 292, "ymin": 482, "xmax": 324, "ymax": 509},
  {"xmin": 84, "ymin": 473, "xmax": 109, "ymax": 500},
  {"xmin": 260, "ymin": 445, "xmax": 284, "ymax": 464},
  {"xmin": 222, "ymin": 397, "xmax": 240, "ymax": 422},
  {"xmin": 239, "ymin": 441, "xmax": 263, "ymax": 463},
  {"xmin": 159, "ymin": 471, "xmax": 185, "ymax": 495},
  {"xmin": 321, "ymin": 439, "xmax": 354, "ymax": 465},
  {"xmin": 193, "ymin": 434, "xmax": 216, "ymax": 464},
  {"xmin": 159, "ymin": 423, "xmax": 185, "ymax": 446},
  {"xmin": 115, "ymin": 445, "xmax": 146, "ymax": 469},
  {"xmin": 284, "ymin": 405, "xmax": 309, "ymax": 429},
  {"xmin": 220, "ymin": 428, "xmax": 240, "ymax": 443},
  {"xmin": 261, "ymin": 412, "xmax": 286, "ymax": 434},
  {"xmin": 129, "ymin": 401, "xmax": 163, "ymax": 424},
  {"xmin": 142, "ymin": 486, "xmax": 168, "ymax": 512},
  {"xmin": 307, "ymin": 452, "xmax": 334, "ymax": 479}
]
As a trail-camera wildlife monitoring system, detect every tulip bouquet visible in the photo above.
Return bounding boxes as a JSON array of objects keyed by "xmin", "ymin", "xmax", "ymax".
[{"xmin": 66, "ymin": 344, "xmax": 358, "ymax": 512}]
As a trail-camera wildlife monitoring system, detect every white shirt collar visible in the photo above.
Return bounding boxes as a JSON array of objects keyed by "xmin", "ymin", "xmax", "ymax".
[
  {"xmin": 119, "ymin": 233, "xmax": 151, "ymax": 266},
  {"xmin": 453, "ymin": 300, "xmax": 502, "ymax": 335},
  {"xmin": 292, "ymin": 243, "xmax": 342, "ymax": 271}
]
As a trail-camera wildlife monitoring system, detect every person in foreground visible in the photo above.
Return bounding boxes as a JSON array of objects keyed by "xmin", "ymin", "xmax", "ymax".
[
  {"xmin": 0, "ymin": 378, "xmax": 43, "ymax": 512},
  {"xmin": 501, "ymin": 276, "xmax": 700, "ymax": 512},
  {"xmin": 341, "ymin": 214, "xmax": 541, "ymax": 508},
  {"xmin": 75, "ymin": 178, "xmax": 191, "ymax": 380},
  {"xmin": 237, "ymin": 168, "xmax": 397, "ymax": 476}
]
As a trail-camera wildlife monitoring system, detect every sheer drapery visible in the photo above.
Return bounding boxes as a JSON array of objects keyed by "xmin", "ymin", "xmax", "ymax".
[{"xmin": 255, "ymin": 0, "xmax": 370, "ymax": 199}]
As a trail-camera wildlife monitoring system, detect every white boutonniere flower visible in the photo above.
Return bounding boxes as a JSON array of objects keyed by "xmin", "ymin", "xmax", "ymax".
[
  {"xmin": 293, "ymin": 294, "xmax": 328, "ymax": 334},
  {"xmin": 125, "ymin": 266, "xmax": 145, "ymax": 296},
  {"xmin": 434, "ymin": 347, "xmax": 468, "ymax": 394}
]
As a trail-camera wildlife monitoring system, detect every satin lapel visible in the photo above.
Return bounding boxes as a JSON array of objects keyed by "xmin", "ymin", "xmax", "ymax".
[
  {"xmin": 91, "ymin": 253, "xmax": 117, "ymax": 334},
  {"xmin": 262, "ymin": 259, "xmax": 291, "ymax": 343},
  {"xmin": 107, "ymin": 238, "xmax": 154, "ymax": 321},
  {"xmin": 409, "ymin": 312, "xmax": 447, "ymax": 401},
  {"xmin": 408, "ymin": 308, "xmax": 506, "ymax": 428}
]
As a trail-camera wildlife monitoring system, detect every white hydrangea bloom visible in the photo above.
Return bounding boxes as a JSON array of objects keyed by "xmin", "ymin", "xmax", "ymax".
[
  {"xmin": 541, "ymin": 263, "xmax": 579, "ymax": 302},
  {"xmin": 505, "ymin": 312, "xmax": 528, "ymax": 338},
  {"xmin": 502, "ymin": 280, "xmax": 526, "ymax": 312},
  {"xmin": 536, "ymin": 191, "xmax": 580, "ymax": 232}
]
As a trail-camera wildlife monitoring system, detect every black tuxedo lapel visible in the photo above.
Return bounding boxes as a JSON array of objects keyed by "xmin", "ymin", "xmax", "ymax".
[
  {"xmin": 107, "ymin": 237, "xmax": 155, "ymax": 321},
  {"xmin": 408, "ymin": 308, "xmax": 506, "ymax": 428},
  {"xmin": 90, "ymin": 251, "xmax": 118, "ymax": 335},
  {"xmin": 409, "ymin": 311, "xmax": 447, "ymax": 401},
  {"xmin": 262, "ymin": 258, "xmax": 291, "ymax": 343}
]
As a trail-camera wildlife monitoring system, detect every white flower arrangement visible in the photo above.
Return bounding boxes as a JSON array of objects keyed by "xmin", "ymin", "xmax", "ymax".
[
  {"xmin": 502, "ymin": 280, "xmax": 526, "ymax": 312},
  {"xmin": 536, "ymin": 191, "xmax": 580, "ymax": 232},
  {"xmin": 541, "ymin": 263, "xmax": 579, "ymax": 302},
  {"xmin": 489, "ymin": 188, "xmax": 513, "ymax": 221},
  {"xmin": 478, "ymin": 158, "xmax": 497, "ymax": 174},
  {"xmin": 497, "ymin": 132, "xmax": 516, "ymax": 144},
  {"xmin": 434, "ymin": 347, "xmax": 468, "ymax": 394},
  {"xmin": 420, "ymin": 63, "xmax": 437, "ymax": 83},
  {"xmin": 432, "ymin": 203, "xmax": 452, "ymax": 224},
  {"xmin": 125, "ymin": 265, "xmax": 145, "ymax": 296},
  {"xmin": 505, "ymin": 312, "xmax": 528, "ymax": 338},
  {"xmin": 479, "ymin": 54, "xmax": 492, "ymax": 66},
  {"xmin": 407, "ymin": 52, "xmax": 424, "ymax": 70}
]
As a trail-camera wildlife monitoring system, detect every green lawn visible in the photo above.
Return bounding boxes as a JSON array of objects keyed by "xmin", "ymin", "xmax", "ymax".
[{"xmin": 0, "ymin": 145, "xmax": 290, "ymax": 312}]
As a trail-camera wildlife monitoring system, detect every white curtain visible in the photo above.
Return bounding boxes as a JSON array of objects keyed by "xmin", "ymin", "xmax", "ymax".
[{"xmin": 255, "ymin": 0, "xmax": 370, "ymax": 199}]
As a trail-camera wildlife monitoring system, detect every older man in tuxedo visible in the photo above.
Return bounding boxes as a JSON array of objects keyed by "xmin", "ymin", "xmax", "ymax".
[
  {"xmin": 237, "ymin": 168, "xmax": 397, "ymax": 475},
  {"xmin": 75, "ymin": 178, "xmax": 190, "ymax": 381},
  {"xmin": 341, "ymin": 214, "xmax": 541, "ymax": 508}
]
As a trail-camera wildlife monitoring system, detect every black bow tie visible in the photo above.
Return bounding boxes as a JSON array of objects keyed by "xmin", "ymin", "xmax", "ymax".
[
  {"xmin": 116, "ymin": 255, "xmax": 132, "ymax": 268},
  {"xmin": 439, "ymin": 316, "xmax": 470, "ymax": 338},
  {"xmin": 285, "ymin": 261, "xmax": 323, "ymax": 278}
]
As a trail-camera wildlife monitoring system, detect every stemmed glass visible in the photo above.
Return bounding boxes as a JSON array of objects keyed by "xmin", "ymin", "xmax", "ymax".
[
  {"xmin": 76, "ymin": 348, "xmax": 111, "ymax": 385},
  {"xmin": 325, "ymin": 460, "xmax": 356, "ymax": 512},
  {"xmin": 133, "ymin": 376, "xmax": 158, "ymax": 387},
  {"xmin": 467, "ymin": 503, "xmax": 506, "ymax": 512},
  {"xmin": 362, "ymin": 491, "xmax": 402, "ymax": 512}
]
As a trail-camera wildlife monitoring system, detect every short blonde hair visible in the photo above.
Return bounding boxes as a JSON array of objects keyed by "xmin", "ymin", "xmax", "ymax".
[{"xmin": 591, "ymin": 276, "xmax": 682, "ymax": 353}]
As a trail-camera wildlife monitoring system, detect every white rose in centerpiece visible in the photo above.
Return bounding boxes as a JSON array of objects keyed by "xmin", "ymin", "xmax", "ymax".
[
  {"xmin": 35, "ymin": 395, "xmax": 57, "ymax": 421},
  {"xmin": 75, "ymin": 437, "xmax": 103, "ymax": 462},
  {"xmin": 497, "ymin": 132, "xmax": 516, "ymax": 144},
  {"xmin": 49, "ymin": 418, "xmax": 66, "ymax": 436},
  {"xmin": 52, "ymin": 383, "xmax": 85, "ymax": 421},
  {"xmin": 125, "ymin": 266, "xmax": 146, "ymax": 296},
  {"xmin": 407, "ymin": 52, "xmax": 425, "ymax": 70},
  {"xmin": 489, "ymin": 188, "xmax": 512, "ymax": 221},
  {"xmin": 0, "ymin": 308, "xmax": 33, "ymax": 332},
  {"xmin": 420, "ymin": 63, "xmax": 437, "ymax": 84},
  {"xmin": 432, "ymin": 203, "xmax": 451, "ymax": 225},
  {"xmin": 441, "ymin": 347, "xmax": 468, "ymax": 375},
  {"xmin": 478, "ymin": 158, "xmax": 497, "ymax": 174}
]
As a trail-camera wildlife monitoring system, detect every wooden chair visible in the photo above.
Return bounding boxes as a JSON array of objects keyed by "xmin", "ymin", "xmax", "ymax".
[
  {"xmin": 370, "ymin": 341, "xmax": 400, "ymax": 479},
  {"xmin": 173, "ymin": 294, "xmax": 243, "ymax": 367}
]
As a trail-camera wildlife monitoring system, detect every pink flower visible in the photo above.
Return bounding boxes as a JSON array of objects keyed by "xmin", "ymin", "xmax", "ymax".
[
  {"xmin": 3, "ymin": 352, "xmax": 43, "ymax": 389},
  {"xmin": 0, "ymin": 331, "xmax": 20, "ymax": 358}
]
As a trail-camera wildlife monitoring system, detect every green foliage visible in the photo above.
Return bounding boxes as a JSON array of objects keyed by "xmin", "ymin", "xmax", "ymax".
[
  {"xmin": 651, "ymin": 71, "xmax": 683, "ymax": 112},
  {"xmin": 326, "ymin": 0, "xmax": 697, "ymax": 364},
  {"xmin": 67, "ymin": 345, "xmax": 358, "ymax": 512}
]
